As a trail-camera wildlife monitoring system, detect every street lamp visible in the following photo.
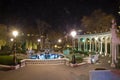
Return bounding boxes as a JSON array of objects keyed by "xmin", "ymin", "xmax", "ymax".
[
  {"xmin": 12, "ymin": 30, "xmax": 18, "ymax": 65},
  {"xmin": 70, "ymin": 30, "xmax": 77, "ymax": 49},
  {"xmin": 12, "ymin": 31, "xmax": 18, "ymax": 38},
  {"xmin": 70, "ymin": 30, "xmax": 77, "ymax": 64},
  {"xmin": 38, "ymin": 39, "xmax": 41, "ymax": 42},
  {"xmin": 58, "ymin": 39, "xmax": 62, "ymax": 43},
  {"xmin": 10, "ymin": 38, "xmax": 14, "ymax": 42},
  {"xmin": 37, "ymin": 39, "xmax": 41, "ymax": 51},
  {"xmin": 58, "ymin": 39, "xmax": 62, "ymax": 52},
  {"xmin": 10, "ymin": 38, "xmax": 14, "ymax": 50}
]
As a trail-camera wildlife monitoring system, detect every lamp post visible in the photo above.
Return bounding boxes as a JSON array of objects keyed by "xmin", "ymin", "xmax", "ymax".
[
  {"xmin": 12, "ymin": 30, "xmax": 18, "ymax": 65},
  {"xmin": 70, "ymin": 30, "xmax": 77, "ymax": 49},
  {"xmin": 58, "ymin": 39, "xmax": 62, "ymax": 52},
  {"xmin": 70, "ymin": 30, "xmax": 77, "ymax": 64},
  {"xmin": 10, "ymin": 38, "xmax": 14, "ymax": 50},
  {"xmin": 37, "ymin": 39, "xmax": 41, "ymax": 51}
]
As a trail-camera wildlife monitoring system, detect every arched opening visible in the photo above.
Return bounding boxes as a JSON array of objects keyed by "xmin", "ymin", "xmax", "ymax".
[
  {"xmin": 80, "ymin": 38, "xmax": 85, "ymax": 51},
  {"xmin": 91, "ymin": 38, "xmax": 95, "ymax": 52},
  {"xmin": 107, "ymin": 37, "xmax": 111, "ymax": 54}
]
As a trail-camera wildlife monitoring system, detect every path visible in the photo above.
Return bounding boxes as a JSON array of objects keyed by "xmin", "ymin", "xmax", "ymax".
[{"xmin": 0, "ymin": 56, "xmax": 117, "ymax": 80}]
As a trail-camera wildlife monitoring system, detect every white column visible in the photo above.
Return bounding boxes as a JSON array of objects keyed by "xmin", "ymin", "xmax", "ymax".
[
  {"xmin": 89, "ymin": 39, "xmax": 91, "ymax": 52},
  {"xmin": 86, "ymin": 42, "xmax": 88, "ymax": 51},
  {"xmin": 84, "ymin": 42, "xmax": 86, "ymax": 51},
  {"xmin": 110, "ymin": 38, "xmax": 112, "ymax": 57},
  {"xmin": 95, "ymin": 40, "xmax": 97, "ymax": 52},
  {"xmin": 98, "ymin": 42, "xmax": 101, "ymax": 53},
  {"xmin": 92, "ymin": 41, "xmax": 94, "ymax": 52},
  {"xmin": 100, "ymin": 41, "xmax": 102, "ymax": 54},
  {"xmin": 105, "ymin": 39, "xmax": 108, "ymax": 56},
  {"xmin": 115, "ymin": 44, "xmax": 117, "ymax": 63},
  {"xmin": 78, "ymin": 39, "xmax": 81, "ymax": 51},
  {"xmin": 111, "ymin": 43, "xmax": 116, "ymax": 67},
  {"xmin": 73, "ymin": 39, "xmax": 75, "ymax": 49}
]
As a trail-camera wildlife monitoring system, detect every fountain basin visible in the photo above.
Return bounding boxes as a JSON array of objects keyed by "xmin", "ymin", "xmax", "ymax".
[{"xmin": 30, "ymin": 53, "xmax": 65, "ymax": 60}]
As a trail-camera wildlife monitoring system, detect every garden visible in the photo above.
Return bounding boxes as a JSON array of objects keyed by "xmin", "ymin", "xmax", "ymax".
[
  {"xmin": 64, "ymin": 49, "xmax": 91, "ymax": 64},
  {"xmin": 0, "ymin": 45, "xmax": 26, "ymax": 66}
]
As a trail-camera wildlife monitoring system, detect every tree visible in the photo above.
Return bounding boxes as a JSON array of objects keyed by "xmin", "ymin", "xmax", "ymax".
[
  {"xmin": 81, "ymin": 9, "xmax": 115, "ymax": 33},
  {"xmin": 0, "ymin": 24, "xmax": 8, "ymax": 49},
  {"xmin": 0, "ymin": 24, "xmax": 8, "ymax": 40},
  {"xmin": 36, "ymin": 20, "xmax": 51, "ymax": 49},
  {"xmin": 36, "ymin": 20, "xmax": 51, "ymax": 35}
]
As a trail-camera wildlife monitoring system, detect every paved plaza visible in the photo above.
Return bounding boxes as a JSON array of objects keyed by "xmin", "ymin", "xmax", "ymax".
[{"xmin": 0, "ymin": 56, "xmax": 119, "ymax": 80}]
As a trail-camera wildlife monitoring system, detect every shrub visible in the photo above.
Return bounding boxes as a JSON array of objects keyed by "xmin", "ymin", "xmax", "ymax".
[
  {"xmin": 16, "ymin": 49, "xmax": 26, "ymax": 54},
  {"xmin": 0, "ymin": 45, "xmax": 11, "ymax": 55},
  {"xmin": 1, "ymin": 45, "xmax": 11, "ymax": 51},
  {"xmin": 0, "ymin": 56, "xmax": 14, "ymax": 65},
  {"xmin": 0, "ymin": 51, "xmax": 11, "ymax": 55},
  {"xmin": 88, "ymin": 52, "xmax": 96, "ymax": 55},
  {"xmin": 68, "ymin": 54, "xmax": 83, "ymax": 63},
  {"xmin": 0, "ymin": 56, "xmax": 20, "ymax": 65},
  {"xmin": 72, "ymin": 50, "xmax": 89, "ymax": 57},
  {"xmin": 75, "ymin": 56, "xmax": 83, "ymax": 63}
]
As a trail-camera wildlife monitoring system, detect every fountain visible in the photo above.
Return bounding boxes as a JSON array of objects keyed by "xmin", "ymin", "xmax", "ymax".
[{"xmin": 29, "ymin": 49, "xmax": 65, "ymax": 60}]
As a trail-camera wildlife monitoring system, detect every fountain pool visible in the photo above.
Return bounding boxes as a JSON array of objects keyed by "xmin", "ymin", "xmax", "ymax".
[{"xmin": 30, "ymin": 53, "xmax": 65, "ymax": 60}]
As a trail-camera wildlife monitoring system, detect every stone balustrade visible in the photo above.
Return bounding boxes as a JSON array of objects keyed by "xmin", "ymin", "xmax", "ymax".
[
  {"xmin": 0, "ymin": 58, "xmax": 70, "ymax": 70},
  {"xmin": 20, "ymin": 58, "xmax": 69, "ymax": 66},
  {"xmin": 20, "ymin": 59, "xmax": 26, "ymax": 67}
]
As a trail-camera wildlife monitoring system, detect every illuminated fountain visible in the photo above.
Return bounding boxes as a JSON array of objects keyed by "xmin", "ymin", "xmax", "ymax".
[{"xmin": 29, "ymin": 49, "xmax": 65, "ymax": 60}]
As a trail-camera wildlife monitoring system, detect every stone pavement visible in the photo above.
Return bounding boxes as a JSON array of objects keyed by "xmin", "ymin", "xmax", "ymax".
[
  {"xmin": 0, "ymin": 56, "xmax": 118, "ymax": 80},
  {"xmin": 0, "ymin": 63, "xmax": 112, "ymax": 80}
]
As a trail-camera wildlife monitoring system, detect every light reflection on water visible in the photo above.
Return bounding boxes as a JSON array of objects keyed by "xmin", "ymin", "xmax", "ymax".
[{"xmin": 30, "ymin": 53, "xmax": 64, "ymax": 60}]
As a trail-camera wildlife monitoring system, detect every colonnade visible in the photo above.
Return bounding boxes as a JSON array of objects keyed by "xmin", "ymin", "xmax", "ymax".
[
  {"xmin": 76, "ymin": 27, "xmax": 120, "ymax": 67},
  {"xmin": 77, "ymin": 32, "xmax": 111, "ymax": 55}
]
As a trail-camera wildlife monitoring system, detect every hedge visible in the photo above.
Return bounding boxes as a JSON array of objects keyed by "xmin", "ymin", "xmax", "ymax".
[{"xmin": 0, "ymin": 56, "xmax": 20, "ymax": 65}]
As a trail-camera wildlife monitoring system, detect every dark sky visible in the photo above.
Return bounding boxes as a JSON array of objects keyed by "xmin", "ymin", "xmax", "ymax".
[{"xmin": 0, "ymin": 0, "xmax": 119, "ymax": 31}]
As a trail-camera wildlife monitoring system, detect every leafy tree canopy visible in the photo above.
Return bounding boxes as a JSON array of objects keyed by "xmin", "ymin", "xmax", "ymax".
[
  {"xmin": 81, "ymin": 9, "xmax": 115, "ymax": 33},
  {"xmin": 0, "ymin": 24, "xmax": 8, "ymax": 40}
]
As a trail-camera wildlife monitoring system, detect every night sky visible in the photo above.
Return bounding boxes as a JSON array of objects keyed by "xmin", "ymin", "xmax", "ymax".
[{"xmin": 0, "ymin": 0, "xmax": 119, "ymax": 31}]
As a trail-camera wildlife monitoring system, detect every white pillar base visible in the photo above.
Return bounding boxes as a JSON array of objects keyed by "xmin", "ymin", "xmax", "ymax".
[
  {"xmin": 89, "ymin": 50, "xmax": 91, "ymax": 52},
  {"xmin": 105, "ymin": 52, "xmax": 107, "ymax": 56},
  {"xmin": 78, "ymin": 49, "xmax": 81, "ymax": 51},
  {"xmin": 111, "ymin": 63, "xmax": 115, "ymax": 68},
  {"xmin": 100, "ymin": 52, "xmax": 102, "ymax": 54}
]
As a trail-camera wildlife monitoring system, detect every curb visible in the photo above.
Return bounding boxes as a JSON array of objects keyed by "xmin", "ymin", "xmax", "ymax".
[
  {"xmin": 0, "ymin": 64, "xmax": 20, "ymax": 70},
  {"xmin": 70, "ymin": 62, "xmax": 86, "ymax": 67}
]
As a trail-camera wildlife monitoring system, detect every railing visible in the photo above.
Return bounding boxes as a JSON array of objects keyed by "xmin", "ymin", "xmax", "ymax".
[{"xmin": 20, "ymin": 58, "xmax": 70, "ymax": 66}]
